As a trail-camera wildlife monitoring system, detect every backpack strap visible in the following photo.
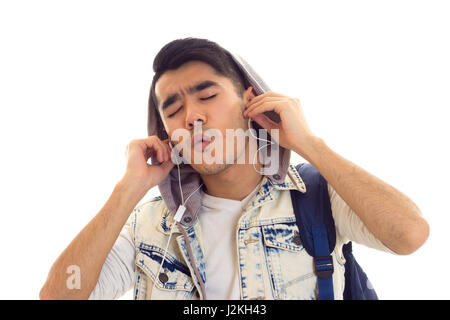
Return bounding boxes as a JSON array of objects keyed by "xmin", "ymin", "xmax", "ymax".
[{"xmin": 290, "ymin": 163, "xmax": 337, "ymax": 300}]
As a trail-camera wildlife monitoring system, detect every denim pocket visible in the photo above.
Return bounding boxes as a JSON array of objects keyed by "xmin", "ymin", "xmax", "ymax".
[
  {"xmin": 262, "ymin": 222, "xmax": 304, "ymax": 253},
  {"xmin": 262, "ymin": 222, "xmax": 317, "ymax": 299},
  {"xmin": 136, "ymin": 243, "xmax": 195, "ymax": 293}
]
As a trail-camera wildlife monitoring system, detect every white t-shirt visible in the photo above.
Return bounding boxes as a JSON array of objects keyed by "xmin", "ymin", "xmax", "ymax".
[
  {"xmin": 196, "ymin": 180, "xmax": 262, "ymax": 300},
  {"xmin": 88, "ymin": 183, "xmax": 393, "ymax": 300}
]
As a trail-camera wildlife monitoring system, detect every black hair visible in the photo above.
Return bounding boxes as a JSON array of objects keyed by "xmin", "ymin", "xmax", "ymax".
[{"xmin": 147, "ymin": 37, "xmax": 250, "ymax": 139}]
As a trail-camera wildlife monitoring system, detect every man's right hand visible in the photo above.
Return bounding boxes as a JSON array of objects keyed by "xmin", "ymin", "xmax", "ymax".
[
  {"xmin": 121, "ymin": 136, "xmax": 175, "ymax": 192},
  {"xmin": 40, "ymin": 135, "xmax": 176, "ymax": 300}
]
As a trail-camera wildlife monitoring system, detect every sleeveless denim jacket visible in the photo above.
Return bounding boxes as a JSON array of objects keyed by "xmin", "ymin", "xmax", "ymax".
[{"xmin": 126, "ymin": 164, "xmax": 347, "ymax": 300}]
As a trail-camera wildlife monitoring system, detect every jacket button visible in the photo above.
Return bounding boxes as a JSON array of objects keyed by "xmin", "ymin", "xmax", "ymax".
[
  {"xmin": 183, "ymin": 216, "xmax": 192, "ymax": 223},
  {"xmin": 158, "ymin": 272, "xmax": 169, "ymax": 284},
  {"xmin": 293, "ymin": 234, "xmax": 302, "ymax": 246},
  {"xmin": 273, "ymin": 174, "xmax": 281, "ymax": 180}
]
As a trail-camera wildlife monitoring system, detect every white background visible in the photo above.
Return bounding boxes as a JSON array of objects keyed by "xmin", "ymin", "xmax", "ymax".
[{"xmin": 0, "ymin": 0, "xmax": 448, "ymax": 300}]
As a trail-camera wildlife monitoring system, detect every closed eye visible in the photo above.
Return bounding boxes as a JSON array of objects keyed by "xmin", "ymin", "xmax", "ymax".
[
  {"xmin": 167, "ymin": 95, "xmax": 217, "ymax": 118},
  {"xmin": 167, "ymin": 108, "xmax": 180, "ymax": 118},
  {"xmin": 201, "ymin": 94, "xmax": 216, "ymax": 101}
]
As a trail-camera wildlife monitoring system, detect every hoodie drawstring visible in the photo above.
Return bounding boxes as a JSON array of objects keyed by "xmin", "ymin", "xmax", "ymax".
[{"xmin": 152, "ymin": 143, "xmax": 204, "ymax": 298}]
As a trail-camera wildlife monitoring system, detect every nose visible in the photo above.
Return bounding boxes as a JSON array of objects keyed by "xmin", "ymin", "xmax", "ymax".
[{"xmin": 185, "ymin": 104, "xmax": 207, "ymax": 129}]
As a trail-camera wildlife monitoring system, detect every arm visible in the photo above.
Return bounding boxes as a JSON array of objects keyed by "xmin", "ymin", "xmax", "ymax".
[
  {"xmin": 87, "ymin": 222, "xmax": 136, "ymax": 300},
  {"xmin": 39, "ymin": 179, "xmax": 145, "ymax": 300},
  {"xmin": 40, "ymin": 136, "xmax": 174, "ymax": 299},
  {"xmin": 244, "ymin": 91, "xmax": 429, "ymax": 255},
  {"xmin": 298, "ymin": 136, "xmax": 429, "ymax": 255}
]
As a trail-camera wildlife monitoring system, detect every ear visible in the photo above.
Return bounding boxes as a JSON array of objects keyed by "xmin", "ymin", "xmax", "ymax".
[{"xmin": 243, "ymin": 86, "xmax": 256, "ymax": 103}]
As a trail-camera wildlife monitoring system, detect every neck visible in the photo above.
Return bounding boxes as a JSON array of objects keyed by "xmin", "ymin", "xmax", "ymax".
[{"xmin": 201, "ymin": 164, "xmax": 263, "ymax": 201}]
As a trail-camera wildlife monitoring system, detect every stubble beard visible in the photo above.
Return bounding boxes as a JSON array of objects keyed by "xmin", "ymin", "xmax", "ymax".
[{"xmin": 189, "ymin": 135, "xmax": 249, "ymax": 176}]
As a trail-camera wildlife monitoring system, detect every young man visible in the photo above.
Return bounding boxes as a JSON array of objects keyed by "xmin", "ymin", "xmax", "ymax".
[{"xmin": 40, "ymin": 38, "xmax": 429, "ymax": 300}]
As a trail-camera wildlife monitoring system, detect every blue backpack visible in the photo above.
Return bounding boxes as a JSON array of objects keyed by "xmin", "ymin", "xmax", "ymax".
[{"xmin": 289, "ymin": 163, "xmax": 378, "ymax": 300}]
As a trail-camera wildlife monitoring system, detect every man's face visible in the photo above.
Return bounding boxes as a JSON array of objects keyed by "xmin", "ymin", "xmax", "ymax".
[{"xmin": 155, "ymin": 60, "xmax": 254, "ymax": 176}]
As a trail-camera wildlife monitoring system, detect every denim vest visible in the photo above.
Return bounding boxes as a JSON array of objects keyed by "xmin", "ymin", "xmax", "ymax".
[{"xmin": 126, "ymin": 164, "xmax": 347, "ymax": 300}]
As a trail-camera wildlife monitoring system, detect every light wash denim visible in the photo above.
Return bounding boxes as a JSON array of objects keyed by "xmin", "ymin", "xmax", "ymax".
[{"xmin": 126, "ymin": 164, "xmax": 351, "ymax": 300}]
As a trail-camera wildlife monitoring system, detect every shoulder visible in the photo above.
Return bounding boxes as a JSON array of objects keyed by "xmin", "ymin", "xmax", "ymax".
[
  {"xmin": 127, "ymin": 195, "xmax": 170, "ymax": 241},
  {"xmin": 135, "ymin": 195, "xmax": 167, "ymax": 214},
  {"xmin": 134, "ymin": 195, "xmax": 169, "ymax": 223}
]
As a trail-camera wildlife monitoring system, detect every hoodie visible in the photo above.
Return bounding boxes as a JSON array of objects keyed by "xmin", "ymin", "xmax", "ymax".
[
  {"xmin": 147, "ymin": 51, "xmax": 291, "ymax": 227},
  {"xmin": 146, "ymin": 50, "xmax": 293, "ymax": 299}
]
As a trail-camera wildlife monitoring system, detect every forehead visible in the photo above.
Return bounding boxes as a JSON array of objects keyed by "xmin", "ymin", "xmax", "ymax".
[{"xmin": 155, "ymin": 61, "xmax": 226, "ymax": 103}]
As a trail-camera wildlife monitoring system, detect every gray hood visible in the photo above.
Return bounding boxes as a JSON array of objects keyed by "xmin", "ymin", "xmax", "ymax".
[{"xmin": 148, "ymin": 51, "xmax": 291, "ymax": 227}]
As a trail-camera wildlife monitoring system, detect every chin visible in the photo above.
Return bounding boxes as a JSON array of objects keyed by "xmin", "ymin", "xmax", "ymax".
[
  {"xmin": 183, "ymin": 140, "xmax": 248, "ymax": 176},
  {"xmin": 190, "ymin": 162, "xmax": 231, "ymax": 176}
]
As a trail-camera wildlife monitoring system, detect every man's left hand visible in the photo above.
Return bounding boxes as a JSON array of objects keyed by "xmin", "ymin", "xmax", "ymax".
[{"xmin": 243, "ymin": 91, "xmax": 316, "ymax": 157}]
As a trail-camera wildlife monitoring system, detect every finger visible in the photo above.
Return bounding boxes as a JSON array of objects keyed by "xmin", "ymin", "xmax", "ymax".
[
  {"xmin": 160, "ymin": 139, "xmax": 176, "ymax": 162},
  {"xmin": 252, "ymin": 113, "xmax": 278, "ymax": 131},
  {"xmin": 245, "ymin": 97, "xmax": 285, "ymax": 115},
  {"xmin": 161, "ymin": 140, "xmax": 172, "ymax": 162},
  {"xmin": 162, "ymin": 139, "xmax": 172, "ymax": 161},
  {"xmin": 152, "ymin": 137, "xmax": 173, "ymax": 162},
  {"xmin": 159, "ymin": 157, "xmax": 175, "ymax": 172},
  {"xmin": 142, "ymin": 143, "xmax": 160, "ymax": 163},
  {"xmin": 244, "ymin": 100, "xmax": 284, "ymax": 118},
  {"xmin": 156, "ymin": 139, "xmax": 171, "ymax": 163},
  {"xmin": 140, "ymin": 137, "xmax": 166, "ymax": 163},
  {"xmin": 247, "ymin": 92, "xmax": 285, "ymax": 107}
]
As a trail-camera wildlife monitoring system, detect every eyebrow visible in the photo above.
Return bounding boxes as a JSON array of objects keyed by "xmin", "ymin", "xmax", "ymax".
[{"xmin": 160, "ymin": 80, "xmax": 220, "ymax": 112}]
